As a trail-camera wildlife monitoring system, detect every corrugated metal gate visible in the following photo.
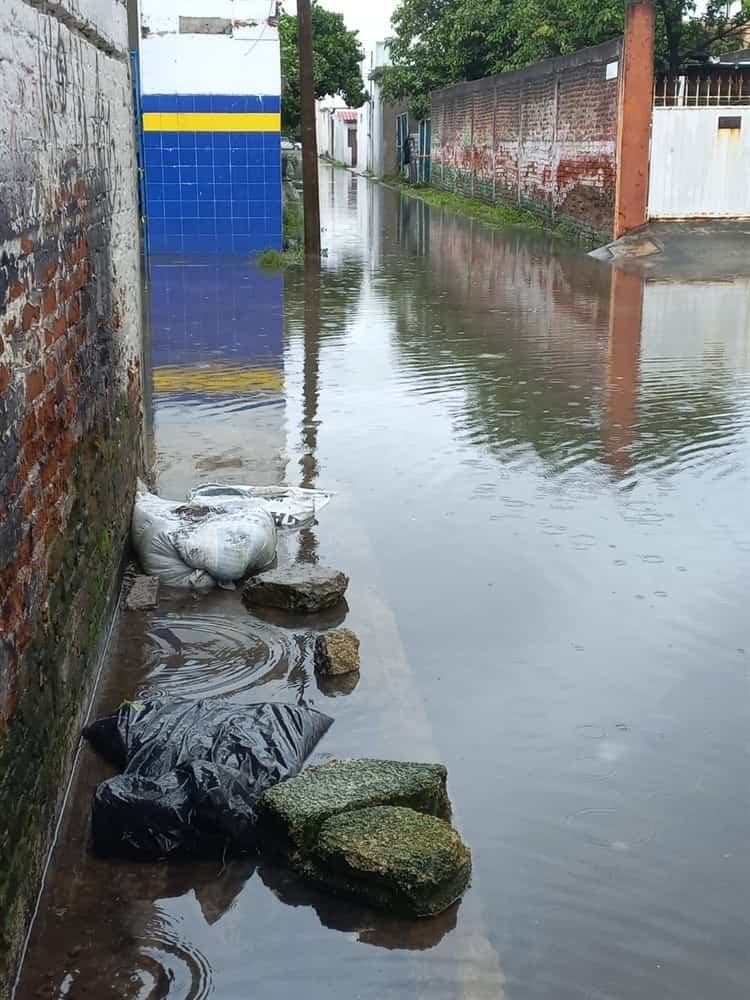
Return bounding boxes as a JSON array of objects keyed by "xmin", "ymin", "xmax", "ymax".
[{"xmin": 648, "ymin": 69, "xmax": 750, "ymax": 219}]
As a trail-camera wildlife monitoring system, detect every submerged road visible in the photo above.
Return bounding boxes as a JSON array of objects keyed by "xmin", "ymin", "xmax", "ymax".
[{"xmin": 16, "ymin": 165, "xmax": 750, "ymax": 999}]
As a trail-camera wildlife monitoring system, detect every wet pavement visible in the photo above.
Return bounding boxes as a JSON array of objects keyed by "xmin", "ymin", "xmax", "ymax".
[{"xmin": 16, "ymin": 164, "xmax": 750, "ymax": 999}]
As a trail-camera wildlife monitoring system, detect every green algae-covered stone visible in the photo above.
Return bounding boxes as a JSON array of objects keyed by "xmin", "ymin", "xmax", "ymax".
[
  {"xmin": 303, "ymin": 805, "xmax": 472, "ymax": 917},
  {"xmin": 258, "ymin": 758, "xmax": 451, "ymax": 857}
]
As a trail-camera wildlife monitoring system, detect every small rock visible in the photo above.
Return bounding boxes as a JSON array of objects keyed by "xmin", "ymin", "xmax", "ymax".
[
  {"xmin": 314, "ymin": 629, "xmax": 360, "ymax": 676},
  {"xmin": 124, "ymin": 575, "xmax": 160, "ymax": 611},
  {"xmin": 303, "ymin": 806, "xmax": 472, "ymax": 918},
  {"xmin": 242, "ymin": 566, "xmax": 348, "ymax": 613},
  {"xmin": 258, "ymin": 758, "xmax": 451, "ymax": 857}
]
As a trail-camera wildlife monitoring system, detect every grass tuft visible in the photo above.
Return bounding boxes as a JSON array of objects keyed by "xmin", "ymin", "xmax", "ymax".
[{"xmin": 257, "ymin": 247, "xmax": 305, "ymax": 270}]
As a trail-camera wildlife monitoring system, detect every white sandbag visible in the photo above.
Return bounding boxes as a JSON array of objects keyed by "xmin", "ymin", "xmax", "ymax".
[
  {"xmin": 187, "ymin": 483, "xmax": 333, "ymax": 530},
  {"xmin": 131, "ymin": 490, "xmax": 215, "ymax": 592},
  {"xmin": 131, "ymin": 486, "xmax": 278, "ymax": 591},
  {"xmin": 171, "ymin": 507, "xmax": 276, "ymax": 585}
]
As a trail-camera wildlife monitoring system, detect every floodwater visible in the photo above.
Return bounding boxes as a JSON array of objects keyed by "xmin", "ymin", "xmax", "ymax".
[{"xmin": 16, "ymin": 165, "xmax": 750, "ymax": 1000}]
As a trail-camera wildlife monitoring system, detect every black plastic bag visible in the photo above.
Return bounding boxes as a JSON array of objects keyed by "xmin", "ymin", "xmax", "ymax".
[{"xmin": 84, "ymin": 699, "xmax": 333, "ymax": 861}]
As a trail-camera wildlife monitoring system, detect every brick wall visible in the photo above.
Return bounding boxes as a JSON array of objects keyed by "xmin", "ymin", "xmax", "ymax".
[
  {"xmin": 0, "ymin": 0, "xmax": 143, "ymax": 987},
  {"xmin": 431, "ymin": 39, "xmax": 623, "ymax": 242}
]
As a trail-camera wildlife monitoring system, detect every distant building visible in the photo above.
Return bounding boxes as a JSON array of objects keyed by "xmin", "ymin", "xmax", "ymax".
[
  {"xmin": 316, "ymin": 100, "xmax": 361, "ymax": 167},
  {"xmin": 136, "ymin": 0, "xmax": 282, "ymax": 254},
  {"xmin": 360, "ymin": 41, "xmax": 422, "ymax": 180}
]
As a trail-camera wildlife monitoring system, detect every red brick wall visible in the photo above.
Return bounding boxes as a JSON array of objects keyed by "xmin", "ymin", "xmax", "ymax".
[
  {"xmin": 1, "ymin": 173, "xmax": 141, "ymax": 704},
  {"xmin": 431, "ymin": 39, "xmax": 623, "ymax": 241},
  {"xmin": 0, "ymin": 1, "xmax": 143, "ymax": 984}
]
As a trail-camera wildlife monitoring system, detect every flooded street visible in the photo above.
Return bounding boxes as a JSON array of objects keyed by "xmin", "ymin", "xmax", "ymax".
[{"xmin": 17, "ymin": 165, "xmax": 750, "ymax": 999}]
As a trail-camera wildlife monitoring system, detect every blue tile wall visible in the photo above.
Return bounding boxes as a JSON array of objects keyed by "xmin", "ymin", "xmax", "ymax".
[
  {"xmin": 142, "ymin": 95, "xmax": 281, "ymax": 114},
  {"xmin": 142, "ymin": 95, "xmax": 282, "ymax": 255}
]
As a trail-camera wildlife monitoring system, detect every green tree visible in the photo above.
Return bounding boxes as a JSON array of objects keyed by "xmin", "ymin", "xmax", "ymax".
[
  {"xmin": 280, "ymin": 3, "xmax": 367, "ymax": 136},
  {"xmin": 655, "ymin": 0, "xmax": 750, "ymax": 73},
  {"xmin": 381, "ymin": 0, "xmax": 750, "ymax": 117},
  {"xmin": 380, "ymin": 0, "xmax": 514, "ymax": 120}
]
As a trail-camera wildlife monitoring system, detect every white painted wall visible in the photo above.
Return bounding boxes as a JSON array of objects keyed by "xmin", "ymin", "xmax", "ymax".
[
  {"xmin": 362, "ymin": 41, "xmax": 391, "ymax": 177},
  {"xmin": 139, "ymin": 0, "xmax": 280, "ymax": 95},
  {"xmin": 316, "ymin": 102, "xmax": 334, "ymax": 157},
  {"xmin": 649, "ymin": 108, "xmax": 750, "ymax": 218},
  {"xmin": 357, "ymin": 103, "xmax": 370, "ymax": 173},
  {"xmin": 58, "ymin": 0, "xmax": 129, "ymax": 50},
  {"xmin": 316, "ymin": 101, "xmax": 357, "ymax": 164}
]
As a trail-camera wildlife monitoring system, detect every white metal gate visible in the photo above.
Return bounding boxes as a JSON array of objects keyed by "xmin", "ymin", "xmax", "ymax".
[
  {"xmin": 649, "ymin": 71, "xmax": 750, "ymax": 219},
  {"xmin": 648, "ymin": 105, "xmax": 750, "ymax": 220}
]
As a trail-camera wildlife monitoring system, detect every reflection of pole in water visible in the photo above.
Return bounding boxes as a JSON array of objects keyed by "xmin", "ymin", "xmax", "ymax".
[
  {"xmin": 604, "ymin": 267, "xmax": 644, "ymax": 476},
  {"xmin": 298, "ymin": 262, "xmax": 321, "ymax": 563}
]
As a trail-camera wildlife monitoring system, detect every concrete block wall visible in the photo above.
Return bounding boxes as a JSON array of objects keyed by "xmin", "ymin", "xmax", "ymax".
[
  {"xmin": 0, "ymin": 0, "xmax": 143, "ymax": 988},
  {"xmin": 431, "ymin": 39, "xmax": 623, "ymax": 242},
  {"xmin": 138, "ymin": 0, "xmax": 283, "ymax": 254}
]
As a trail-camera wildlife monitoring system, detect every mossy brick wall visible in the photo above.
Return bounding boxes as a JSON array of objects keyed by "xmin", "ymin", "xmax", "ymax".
[
  {"xmin": 430, "ymin": 39, "xmax": 623, "ymax": 243},
  {"xmin": 0, "ymin": 0, "xmax": 142, "ymax": 989}
]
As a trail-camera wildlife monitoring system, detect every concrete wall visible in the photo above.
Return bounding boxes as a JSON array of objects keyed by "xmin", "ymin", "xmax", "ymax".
[
  {"xmin": 430, "ymin": 39, "xmax": 623, "ymax": 241},
  {"xmin": 0, "ymin": 0, "xmax": 143, "ymax": 988},
  {"xmin": 361, "ymin": 43, "xmax": 392, "ymax": 177},
  {"xmin": 138, "ymin": 0, "xmax": 282, "ymax": 254},
  {"xmin": 360, "ymin": 86, "xmax": 382, "ymax": 176}
]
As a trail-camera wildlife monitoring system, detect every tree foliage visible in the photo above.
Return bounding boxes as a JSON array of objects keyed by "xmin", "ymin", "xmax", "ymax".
[
  {"xmin": 381, "ymin": 0, "xmax": 750, "ymax": 118},
  {"xmin": 279, "ymin": 3, "xmax": 367, "ymax": 135}
]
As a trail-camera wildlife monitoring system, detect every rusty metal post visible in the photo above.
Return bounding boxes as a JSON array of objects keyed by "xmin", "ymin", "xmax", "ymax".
[
  {"xmin": 614, "ymin": 0, "xmax": 655, "ymax": 237},
  {"xmin": 298, "ymin": 0, "xmax": 321, "ymax": 257}
]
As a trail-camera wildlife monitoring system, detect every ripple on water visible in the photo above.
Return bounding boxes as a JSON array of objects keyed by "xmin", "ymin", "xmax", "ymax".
[
  {"xmin": 564, "ymin": 808, "xmax": 656, "ymax": 851},
  {"xmin": 134, "ymin": 915, "xmax": 214, "ymax": 1000},
  {"xmin": 140, "ymin": 612, "xmax": 298, "ymax": 701}
]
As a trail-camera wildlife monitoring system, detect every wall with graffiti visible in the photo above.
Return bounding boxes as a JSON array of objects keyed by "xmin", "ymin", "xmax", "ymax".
[{"xmin": 431, "ymin": 39, "xmax": 623, "ymax": 242}]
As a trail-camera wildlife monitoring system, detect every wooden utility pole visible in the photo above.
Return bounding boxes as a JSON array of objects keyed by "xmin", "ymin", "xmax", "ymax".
[{"xmin": 297, "ymin": 0, "xmax": 321, "ymax": 257}]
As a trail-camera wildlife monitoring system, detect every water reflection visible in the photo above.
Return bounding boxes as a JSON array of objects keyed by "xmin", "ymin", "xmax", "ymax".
[
  {"xmin": 298, "ymin": 265, "xmax": 322, "ymax": 564},
  {"xmin": 149, "ymin": 258, "xmax": 286, "ymax": 496},
  {"xmin": 258, "ymin": 862, "xmax": 459, "ymax": 950},
  {"xmin": 604, "ymin": 268, "xmax": 643, "ymax": 476},
  {"xmin": 388, "ymin": 208, "xmax": 750, "ymax": 483}
]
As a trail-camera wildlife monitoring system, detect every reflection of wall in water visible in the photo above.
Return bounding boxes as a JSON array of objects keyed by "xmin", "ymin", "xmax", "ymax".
[
  {"xmin": 320, "ymin": 167, "xmax": 380, "ymax": 269},
  {"xmin": 605, "ymin": 275, "xmax": 750, "ymax": 478},
  {"xmin": 149, "ymin": 261, "xmax": 287, "ymax": 491},
  {"xmin": 425, "ymin": 211, "xmax": 612, "ymax": 358},
  {"xmin": 388, "ymin": 204, "xmax": 617, "ymax": 471},
  {"xmin": 640, "ymin": 281, "xmax": 750, "ymax": 372}
]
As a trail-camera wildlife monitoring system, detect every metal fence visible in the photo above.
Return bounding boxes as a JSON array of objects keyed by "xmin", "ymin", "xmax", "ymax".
[{"xmin": 654, "ymin": 68, "xmax": 750, "ymax": 108}]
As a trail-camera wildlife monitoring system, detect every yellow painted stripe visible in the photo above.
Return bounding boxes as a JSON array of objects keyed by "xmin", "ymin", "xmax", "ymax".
[
  {"xmin": 153, "ymin": 365, "xmax": 284, "ymax": 394},
  {"xmin": 143, "ymin": 112, "xmax": 281, "ymax": 133}
]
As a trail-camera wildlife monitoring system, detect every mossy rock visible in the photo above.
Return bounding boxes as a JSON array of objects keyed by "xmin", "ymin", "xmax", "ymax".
[
  {"xmin": 258, "ymin": 758, "xmax": 450, "ymax": 858},
  {"xmin": 314, "ymin": 628, "xmax": 360, "ymax": 676},
  {"xmin": 302, "ymin": 806, "xmax": 472, "ymax": 918}
]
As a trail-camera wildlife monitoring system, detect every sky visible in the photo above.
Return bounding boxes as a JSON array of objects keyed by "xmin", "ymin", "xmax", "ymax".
[{"xmin": 283, "ymin": 1, "xmax": 399, "ymax": 66}]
